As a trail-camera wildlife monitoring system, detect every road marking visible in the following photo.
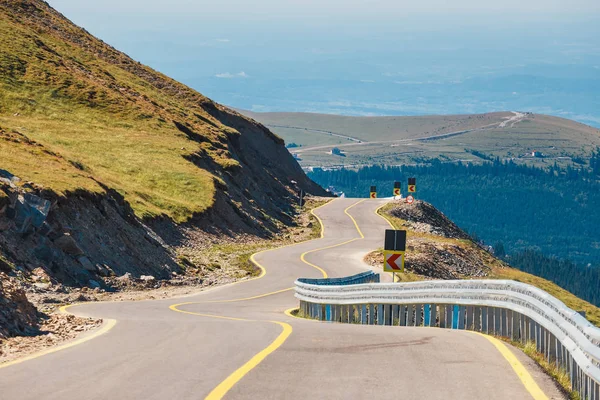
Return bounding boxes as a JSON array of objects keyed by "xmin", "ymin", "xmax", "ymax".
[
  {"xmin": 374, "ymin": 203, "xmax": 395, "ymax": 229},
  {"xmin": 298, "ymin": 198, "xmax": 367, "ymax": 278},
  {"xmin": 0, "ymin": 305, "xmax": 117, "ymax": 370},
  {"xmin": 176, "ymin": 287, "xmax": 294, "ymax": 304},
  {"xmin": 471, "ymin": 332, "xmax": 549, "ymax": 400},
  {"xmin": 169, "ymin": 304, "xmax": 292, "ymax": 400},
  {"xmin": 344, "ymin": 199, "xmax": 366, "ymax": 238},
  {"xmin": 168, "ymin": 198, "xmax": 374, "ymax": 399}
]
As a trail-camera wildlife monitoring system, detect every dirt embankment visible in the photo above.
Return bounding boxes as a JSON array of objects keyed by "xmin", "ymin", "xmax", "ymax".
[{"xmin": 367, "ymin": 200, "xmax": 500, "ymax": 280}]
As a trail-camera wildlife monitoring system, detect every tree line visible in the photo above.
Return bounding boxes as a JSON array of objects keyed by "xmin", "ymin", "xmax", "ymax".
[{"xmin": 309, "ymin": 156, "xmax": 600, "ymax": 305}]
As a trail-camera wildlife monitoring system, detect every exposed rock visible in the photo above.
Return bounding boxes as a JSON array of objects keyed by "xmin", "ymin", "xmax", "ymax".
[
  {"xmin": 140, "ymin": 275, "xmax": 155, "ymax": 282},
  {"xmin": 117, "ymin": 272, "xmax": 133, "ymax": 282},
  {"xmin": 389, "ymin": 200, "xmax": 471, "ymax": 240},
  {"xmin": 0, "ymin": 272, "xmax": 39, "ymax": 339},
  {"xmin": 53, "ymin": 234, "xmax": 84, "ymax": 256},
  {"xmin": 77, "ymin": 256, "xmax": 95, "ymax": 272}
]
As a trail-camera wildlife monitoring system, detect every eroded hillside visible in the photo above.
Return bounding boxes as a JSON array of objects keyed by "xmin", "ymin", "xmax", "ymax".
[{"xmin": 0, "ymin": 0, "xmax": 328, "ymax": 340}]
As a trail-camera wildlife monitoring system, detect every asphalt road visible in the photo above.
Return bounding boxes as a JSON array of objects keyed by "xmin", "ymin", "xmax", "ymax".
[{"xmin": 0, "ymin": 198, "xmax": 563, "ymax": 399}]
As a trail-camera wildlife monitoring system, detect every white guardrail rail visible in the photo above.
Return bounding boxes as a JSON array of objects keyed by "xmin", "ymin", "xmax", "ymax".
[{"xmin": 295, "ymin": 273, "xmax": 600, "ymax": 399}]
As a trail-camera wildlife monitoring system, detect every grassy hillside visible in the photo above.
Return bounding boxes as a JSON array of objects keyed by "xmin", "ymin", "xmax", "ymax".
[
  {"xmin": 0, "ymin": 0, "xmax": 323, "ymax": 223},
  {"xmin": 240, "ymin": 110, "xmax": 600, "ymax": 169}
]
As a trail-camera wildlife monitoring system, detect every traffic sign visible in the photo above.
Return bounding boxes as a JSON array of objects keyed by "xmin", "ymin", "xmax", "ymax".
[
  {"xmin": 408, "ymin": 178, "xmax": 416, "ymax": 193},
  {"xmin": 385, "ymin": 229, "xmax": 406, "ymax": 251},
  {"xmin": 406, "ymin": 195, "xmax": 414, "ymax": 204},
  {"xmin": 393, "ymin": 182, "xmax": 401, "ymax": 197},
  {"xmin": 408, "ymin": 178, "xmax": 417, "ymax": 193},
  {"xmin": 370, "ymin": 185, "xmax": 377, "ymax": 199},
  {"xmin": 384, "ymin": 230, "xmax": 407, "ymax": 273},
  {"xmin": 384, "ymin": 250, "xmax": 405, "ymax": 272}
]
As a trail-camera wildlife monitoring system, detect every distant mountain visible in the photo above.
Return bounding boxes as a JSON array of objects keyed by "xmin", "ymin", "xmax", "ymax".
[{"xmin": 238, "ymin": 109, "xmax": 600, "ymax": 169}]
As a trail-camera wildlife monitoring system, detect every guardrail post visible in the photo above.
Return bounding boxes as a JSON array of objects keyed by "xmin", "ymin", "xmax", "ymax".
[
  {"xmin": 481, "ymin": 307, "xmax": 488, "ymax": 333},
  {"xmin": 466, "ymin": 306, "xmax": 473, "ymax": 330},
  {"xmin": 392, "ymin": 305, "xmax": 399, "ymax": 325},
  {"xmin": 377, "ymin": 304, "xmax": 384, "ymax": 325},
  {"xmin": 424, "ymin": 304, "xmax": 431, "ymax": 327},
  {"xmin": 473, "ymin": 307, "xmax": 481, "ymax": 331},
  {"xmin": 416, "ymin": 304, "xmax": 423, "ymax": 326},
  {"xmin": 400, "ymin": 305, "xmax": 407, "ymax": 326},
  {"xmin": 439, "ymin": 305, "xmax": 446, "ymax": 328},
  {"xmin": 431, "ymin": 304, "xmax": 437, "ymax": 327},
  {"xmin": 384, "ymin": 305, "xmax": 391, "ymax": 325},
  {"xmin": 488, "ymin": 307, "xmax": 494, "ymax": 334},
  {"xmin": 509, "ymin": 310, "xmax": 518, "ymax": 340},
  {"xmin": 494, "ymin": 308, "xmax": 502, "ymax": 335},
  {"xmin": 446, "ymin": 305, "xmax": 453, "ymax": 329},
  {"xmin": 499, "ymin": 309, "xmax": 506, "ymax": 337},
  {"xmin": 360, "ymin": 304, "xmax": 367, "ymax": 324},
  {"xmin": 438, "ymin": 305, "xmax": 444, "ymax": 328},
  {"xmin": 369, "ymin": 304, "xmax": 375, "ymax": 325},
  {"xmin": 406, "ymin": 305, "xmax": 414, "ymax": 326},
  {"xmin": 451, "ymin": 305, "xmax": 459, "ymax": 329},
  {"xmin": 458, "ymin": 306, "xmax": 466, "ymax": 330}
]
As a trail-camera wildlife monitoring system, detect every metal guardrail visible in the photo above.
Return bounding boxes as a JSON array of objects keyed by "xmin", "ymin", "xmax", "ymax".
[
  {"xmin": 294, "ymin": 278, "xmax": 600, "ymax": 399},
  {"xmin": 297, "ymin": 271, "xmax": 379, "ymax": 286}
]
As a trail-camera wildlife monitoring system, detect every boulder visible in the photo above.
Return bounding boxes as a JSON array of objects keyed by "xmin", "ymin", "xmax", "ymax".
[
  {"xmin": 117, "ymin": 272, "xmax": 133, "ymax": 282},
  {"xmin": 53, "ymin": 234, "xmax": 85, "ymax": 256},
  {"xmin": 77, "ymin": 256, "xmax": 96, "ymax": 272},
  {"xmin": 140, "ymin": 275, "xmax": 156, "ymax": 282}
]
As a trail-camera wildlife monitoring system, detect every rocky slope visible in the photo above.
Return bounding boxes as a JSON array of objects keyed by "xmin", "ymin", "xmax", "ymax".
[
  {"xmin": 0, "ymin": 0, "xmax": 328, "ymax": 339},
  {"xmin": 368, "ymin": 200, "xmax": 496, "ymax": 280}
]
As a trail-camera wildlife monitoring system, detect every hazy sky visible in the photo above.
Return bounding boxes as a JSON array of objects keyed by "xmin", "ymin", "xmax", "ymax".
[
  {"xmin": 48, "ymin": 0, "xmax": 600, "ymax": 17},
  {"xmin": 45, "ymin": 0, "xmax": 600, "ymax": 125}
]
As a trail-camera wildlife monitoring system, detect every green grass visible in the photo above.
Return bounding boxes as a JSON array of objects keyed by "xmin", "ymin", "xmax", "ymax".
[
  {"xmin": 505, "ymin": 340, "xmax": 580, "ymax": 400},
  {"xmin": 0, "ymin": 5, "xmax": 254, "ymax": 222},
  {"xmin": 377, "ymin": 203, "xmax": 600, "ymax": 327}
]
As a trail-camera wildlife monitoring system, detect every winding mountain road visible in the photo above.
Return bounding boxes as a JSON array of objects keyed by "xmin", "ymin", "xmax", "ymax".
[{"xmin": 0, "ymin": 199, "xmax": 562, "ymax": 399}]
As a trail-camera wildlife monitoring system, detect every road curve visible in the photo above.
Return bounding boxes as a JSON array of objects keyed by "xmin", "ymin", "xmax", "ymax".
[{"xmin": 0, "ymin": 199, "xmax": 563, "ymax": 399}]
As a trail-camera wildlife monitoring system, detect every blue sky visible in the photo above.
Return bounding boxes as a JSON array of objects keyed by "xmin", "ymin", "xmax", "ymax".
[{"xmin": 47, "ymin": 1, "xmax": 600, "ymax": 126}]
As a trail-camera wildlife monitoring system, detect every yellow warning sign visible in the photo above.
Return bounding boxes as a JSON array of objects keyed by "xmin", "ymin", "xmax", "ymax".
[
  {"xmin": 408, "ymin": 185, "xmax": 416, "ymax": 193},
  {"xmin": 370, "ymin": 192, "xmax": 377, "ymax": 199},
  {"xmin": 383, "ymin": 250, "xmax": 405, "ymax": 272},
  {"xmin": 393, "ymin": 188, "xmax": 400, "ymax": 196}
]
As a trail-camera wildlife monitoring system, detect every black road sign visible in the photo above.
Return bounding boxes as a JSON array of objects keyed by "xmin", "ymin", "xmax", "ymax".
[{"xmin": 384, "ymin": 229, "xmax": 407, "ymax": 251}]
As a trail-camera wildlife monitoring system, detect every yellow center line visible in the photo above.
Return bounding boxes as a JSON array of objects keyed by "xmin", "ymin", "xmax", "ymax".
[
  {"xmin": 175, "ymin": 287, "xmax": 294, "ymax": 305},
  {"xmin": 470, "ymin": 332, "xmax": 549, "ymax": 400},
  {"xmin": 298, "ymin": 198, "xmax": 368, "ymax": 278},
  {"xmin": 169, "ymin": 303, "xmax": 292, "ymax": 400},
  {"xmin": 165, "ymin": 198, "xmax": 371, "ymax": 400},
  {"xmin": 344, "ymin": 198, "xmax": 367, "ymax": 238}
]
